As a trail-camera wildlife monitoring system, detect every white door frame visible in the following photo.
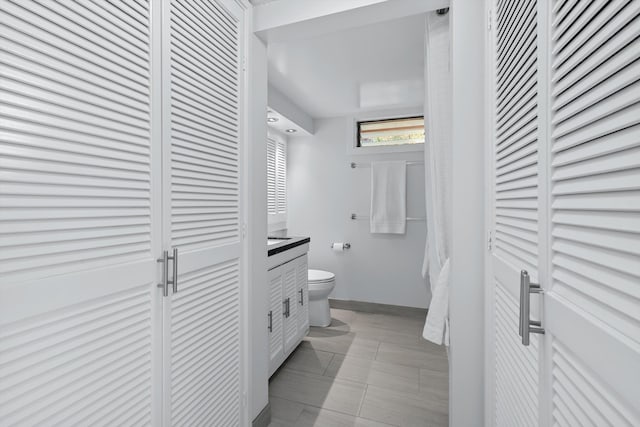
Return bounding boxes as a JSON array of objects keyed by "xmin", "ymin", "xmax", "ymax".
[{"xmin": 483, "ymin": 1, "xmax": 497, "ymax": 425}]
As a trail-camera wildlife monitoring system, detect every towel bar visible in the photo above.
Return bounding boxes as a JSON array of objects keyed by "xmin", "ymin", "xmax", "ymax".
[
  {"xmin": 350, "ymin": 161, "xmax": 423, "ymax": 168},
  {"xmin": 350, "ymin": 213, "xmax": 425, "ymax": 221}
]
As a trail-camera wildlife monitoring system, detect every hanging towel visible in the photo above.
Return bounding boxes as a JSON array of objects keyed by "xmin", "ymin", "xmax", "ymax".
[{"xmin": 370, "ymin": 161, "xmax": 407, "ymax": 234}]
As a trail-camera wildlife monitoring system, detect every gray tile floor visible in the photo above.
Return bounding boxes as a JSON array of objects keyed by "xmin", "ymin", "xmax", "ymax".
[{"xmin": 269, "ymin": 308, "xmax": 449, "ymax": 427}]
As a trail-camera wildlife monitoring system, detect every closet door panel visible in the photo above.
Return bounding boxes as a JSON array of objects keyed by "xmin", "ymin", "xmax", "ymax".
[
  {"xmin": 547, "ymin": 1, "xmax": 640, "ymax": 424},
  {"xmin": 268, "ymin": 266, "xmax": 284, "ymax": 376},
  {"xmin": 0, "ymin": 0, "xmax": 161, "ymax": 425},
  {"xmin": 490, "ymin": 0, "xmax": 541, "ymax": 425},
  {"xmin": 161, "ymin": 0, "xmax": 244, "ymax": 425},
  {"xmin": 282, "ymin": 260, "xmax": 299, "ymax": 354}
]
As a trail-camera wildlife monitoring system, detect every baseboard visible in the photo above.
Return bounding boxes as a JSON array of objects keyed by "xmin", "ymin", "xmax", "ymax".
[
  {"xmin": 329, "ymin": 298, "xmax": 427, "ymax": 317},
  {"xmin": 252, "ymin": 402, "xmax": 271, "ymax": 427}
]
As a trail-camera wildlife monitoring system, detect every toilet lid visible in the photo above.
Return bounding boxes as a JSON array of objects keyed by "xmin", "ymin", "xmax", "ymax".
[{"xmin": 308, "ymin": 269, "xmax": 335, "ymax": 282}]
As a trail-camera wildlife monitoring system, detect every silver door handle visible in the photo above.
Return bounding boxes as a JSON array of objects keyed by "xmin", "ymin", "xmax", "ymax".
[
  {"xmin": 157, "ymin": 250, "xmax": 169, "ymax": 297},
  {"xmin": 157, "ymin": 249, "xmax": 178, "ymax": 297},
  {"xmin": 283, "ymin": 298, "xmax": 290, "ymax": 318},
  {"xmin": 268, "ymin": 310, "xmax": 273, "ymax": 332},
  {"xmin": 519, "ymin": 270, "xmax": 544, "ymax": 346},
  {"xmin": 171, "ymin": 248, "xmax": 178, "ymax": 294},
  {"xmin": 299, "ymin": 289, "xmax": 304, "ymax": 306}
]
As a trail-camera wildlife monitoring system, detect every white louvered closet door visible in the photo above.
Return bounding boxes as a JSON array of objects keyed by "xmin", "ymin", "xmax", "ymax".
[
  {"xmin": 161, "ymin": 0, "xmax": 245, "ymax": 426},
  {"xmin": 487, "ymin": 0, "xmax": 640, "ymax": 425},
  {"xmin": 0, "ymin": 0, "xmax": 162, "ymax": 425},
  {"xmin": 489, "ymin": 0, "xmax": 542, "ymax": 425},
  {"xmin": 544, "ymin": 1, "xmax": 640, "ymax": 425}
]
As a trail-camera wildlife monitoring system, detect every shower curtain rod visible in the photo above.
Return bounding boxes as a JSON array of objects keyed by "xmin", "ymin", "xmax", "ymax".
[{"xmin": 350, "ymin": 161, "xmax": 424, "ymax": 168}]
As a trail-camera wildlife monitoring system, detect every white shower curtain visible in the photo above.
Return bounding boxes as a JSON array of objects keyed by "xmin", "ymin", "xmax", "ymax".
[{"xmin": 422, "ymin": 11, "xmax": 452, "ymax": 346}]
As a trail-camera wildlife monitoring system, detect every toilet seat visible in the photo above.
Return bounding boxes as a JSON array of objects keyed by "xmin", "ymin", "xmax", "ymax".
[{"xmin": 308, "ymin": 269, "xmax": 335, "ymax": 283}]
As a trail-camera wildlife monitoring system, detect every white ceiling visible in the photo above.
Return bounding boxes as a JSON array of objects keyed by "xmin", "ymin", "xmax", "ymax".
[{"xmin": 267, "ymin": 13, "xmax": 426, "ymax": 119}]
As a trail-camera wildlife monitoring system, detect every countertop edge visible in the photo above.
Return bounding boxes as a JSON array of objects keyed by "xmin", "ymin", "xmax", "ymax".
[{"xmin": 267, "ymin": 236, "xmax": 311, "ymax": 257}]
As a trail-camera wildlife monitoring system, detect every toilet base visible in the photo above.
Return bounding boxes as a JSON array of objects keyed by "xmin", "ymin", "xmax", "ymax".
[{"xmin": 309, "ymin": 298, "xmax": 331, "ymax": 327}]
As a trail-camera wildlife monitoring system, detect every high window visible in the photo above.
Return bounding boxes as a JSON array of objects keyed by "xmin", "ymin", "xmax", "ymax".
[{"xmin": 357, "ymin": 116, "xmax": 425, "ymax": 148}]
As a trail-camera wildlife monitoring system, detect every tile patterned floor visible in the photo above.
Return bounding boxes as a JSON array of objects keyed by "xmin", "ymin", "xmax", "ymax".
[{"xmin": 268, "ymin": 308, "xmax": 449, "ymax": 427}]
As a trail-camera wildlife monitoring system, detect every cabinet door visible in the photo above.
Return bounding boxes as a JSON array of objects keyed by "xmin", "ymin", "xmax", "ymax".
[
  {"xmin": 282, "ymin": 260, "xmax": 299, "ymax": 354},
  {"xmin": 268, "ymin": 266, "xmax": 284, "ymax": 376},
  {"xmin": 160, "ymin": 0, "xmax": 245, "ymax": 425},
  {"xmin": 0, "ymin": 1, "xmax": 162, "ymax": 424},
  {"xmin": 296, "ymin": 254, "xmax": 309, "ymax": 335}
]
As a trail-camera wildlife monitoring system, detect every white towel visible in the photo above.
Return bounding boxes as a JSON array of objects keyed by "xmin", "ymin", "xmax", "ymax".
[{"xmin": 370, "ymin": 161, "xmax": 407, "ymax": 234}]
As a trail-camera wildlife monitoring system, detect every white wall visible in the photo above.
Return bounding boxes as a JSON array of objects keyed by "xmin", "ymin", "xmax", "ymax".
[
  {"xmin": 287, "ymin": 117, "xmax": 431, "ymax": 309},
  {"xmin": 449, "ymin": 0, "xmax": 486, "ymax": 425}
]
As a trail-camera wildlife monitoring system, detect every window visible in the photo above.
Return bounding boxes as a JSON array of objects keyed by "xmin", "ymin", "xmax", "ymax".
[
  {"xmin": 357, "ymin": 116, "xmax": 425, "ymax": 148},
  {"xmin": 267, "ymin": 135, "xmax": 286, "ymax": 229}
]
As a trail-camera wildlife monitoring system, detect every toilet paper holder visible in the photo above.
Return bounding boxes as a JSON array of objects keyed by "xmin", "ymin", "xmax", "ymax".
[{"xmin": 330, "ymin": 242, "xmax": 351, "ymax": 250}]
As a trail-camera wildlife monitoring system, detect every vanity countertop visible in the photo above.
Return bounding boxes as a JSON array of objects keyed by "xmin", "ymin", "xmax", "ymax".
[{"xmin": 267, "ymin": 236, "xmax": 310, "ymax": 257}]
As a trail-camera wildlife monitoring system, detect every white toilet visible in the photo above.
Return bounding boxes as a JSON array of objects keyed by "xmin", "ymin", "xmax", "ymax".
[{"xmin": 307, "ymin": 269, "xmax": 336, "ymax": 327}]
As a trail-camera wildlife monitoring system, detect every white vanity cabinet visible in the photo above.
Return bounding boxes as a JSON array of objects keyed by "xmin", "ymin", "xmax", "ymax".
[{"xmin": 268, "ymin": 253, "xmax": 309, "ymax": 376}]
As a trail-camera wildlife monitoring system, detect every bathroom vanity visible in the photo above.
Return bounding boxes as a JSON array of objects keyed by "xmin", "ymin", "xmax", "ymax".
[{"xmin": 267, "ymin": 237, "xmax": 310, "ymax": 376}]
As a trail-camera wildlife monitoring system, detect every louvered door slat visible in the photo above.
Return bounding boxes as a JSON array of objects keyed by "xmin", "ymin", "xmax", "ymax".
[
  {"xmin": 0, "ymin": 0, "xmax": 160, "ymax": 425},
  {"xmin": 552, "ymin": 3, "xmax": 640, "ymax": 90},
  {"xmin": 162, "ymin": 0, "xmax": 244, "ymax": 425},
  {"xmin": 552, "ymin": 58, "xmax": 640, "ymax": 124},
  {"xmin": 551, "ymin": 0, "xmax": 592, "ymax": 43},
  {"xmin": 548, "ymin": 1, "xmax": 640, "ymax": 424}
]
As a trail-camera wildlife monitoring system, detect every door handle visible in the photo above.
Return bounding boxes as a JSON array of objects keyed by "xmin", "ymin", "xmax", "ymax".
[
  {"xmin": 268, "ymin": 310, "xmax": 273, "ymax": 332},
  {"xmin": 519, "ymin": 270, "xmax": 544, "ymax": 346},
  {"xmin": 157, "ymin": 249, "xmax": 178, "ymax": 297},
  {"xmin": 283, "ymin": 298, "xmax": 290, "ymax": 318},
  {"xmin": 157, "ymin": 250, "xmax": 169, "ymax": 297},
  {"xmin": 299, "ymin": 289, "xmax": 304, "ymax": 306},
  {"xmin": 171, "ymin": 248, "xmax": 178, "ymax": 294}
]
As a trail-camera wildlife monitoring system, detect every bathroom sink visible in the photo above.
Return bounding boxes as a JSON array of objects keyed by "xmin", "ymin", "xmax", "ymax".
[{"xmin": 267, "ymin": 237, "xmax": 291, "ymax": 245}]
